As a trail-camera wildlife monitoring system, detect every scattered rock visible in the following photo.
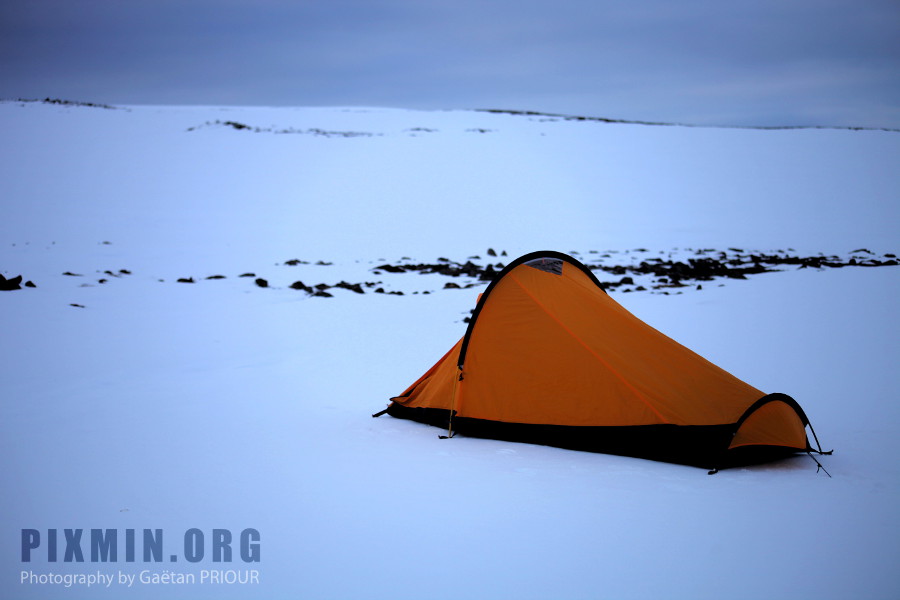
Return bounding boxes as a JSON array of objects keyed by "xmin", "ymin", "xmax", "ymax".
[
  {"xmin": 0, "ymin": 274, "xmax": 23, "ymax": 290},
  {"xmin": 375, "ymin": 264, "xmax": 406, "ymax": 273},
  {"xmin": 33, "ymin": 248, "xmax": 899, "ymax": 304},
  {"xmin": 479, "ymin": 264, "xmax": 496, "ymax": 281},
  {"xmin": 374, "ymin": 287, "xmax": 403, "ymax": 295},
  {"xmin": 334, "ymin": 281, "xmax": 364, "ymax": 294}
]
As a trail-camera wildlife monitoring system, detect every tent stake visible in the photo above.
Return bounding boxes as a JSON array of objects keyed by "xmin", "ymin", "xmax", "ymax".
[{"xmin": 807, "ymin": 452, "xmax": 832, "ymax": 477}]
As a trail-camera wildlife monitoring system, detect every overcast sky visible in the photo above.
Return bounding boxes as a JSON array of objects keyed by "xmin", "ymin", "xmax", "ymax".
[{"xmin": 2, "ymin": 0, "xmax": 898, "ymax": 127}]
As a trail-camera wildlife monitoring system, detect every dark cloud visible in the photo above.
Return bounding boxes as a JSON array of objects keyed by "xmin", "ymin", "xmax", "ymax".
[{"xmin": 2, "ymin": 0, "xmax": 898, "ymax": 127}]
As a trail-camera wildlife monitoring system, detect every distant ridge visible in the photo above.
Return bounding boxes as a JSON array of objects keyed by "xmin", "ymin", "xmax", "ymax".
[
  {"xmin": 8, "ymin": 97, "xmax": 121, "ymax": 110},
  {"xmin": 6, "ymin": 99, "xmax": 897, "ymax": 132},
  {"xmin": 477, "ymin": 108, "xmax": 900, "ymax": 133}
]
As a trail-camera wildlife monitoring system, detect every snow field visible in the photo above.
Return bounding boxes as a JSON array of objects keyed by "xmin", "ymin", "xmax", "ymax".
[{"xmin": 1, "ymin": 102, "xmax": 898, "ymax": 599}]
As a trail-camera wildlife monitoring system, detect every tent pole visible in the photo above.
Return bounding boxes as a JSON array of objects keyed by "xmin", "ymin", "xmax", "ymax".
[{"xmin": 441, "ymin": 367, "xmax": 463, "ymax": 439}]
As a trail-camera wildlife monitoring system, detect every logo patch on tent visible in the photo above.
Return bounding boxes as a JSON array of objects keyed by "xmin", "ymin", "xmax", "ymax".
[{"xmin": 525, "ymin": 257, "xmax": 563, "ymax": 275}]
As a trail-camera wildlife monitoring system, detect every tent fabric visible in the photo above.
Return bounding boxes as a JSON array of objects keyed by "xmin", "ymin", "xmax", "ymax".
[{"xmin": 383, "ymin": 251, "xmax": 820, "ymax": 469}]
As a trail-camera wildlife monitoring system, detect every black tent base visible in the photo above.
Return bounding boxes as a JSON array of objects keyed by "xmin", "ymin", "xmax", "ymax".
[{"xmin": 385, "ymin": 404, "xmax": 805, "ymax": 471}]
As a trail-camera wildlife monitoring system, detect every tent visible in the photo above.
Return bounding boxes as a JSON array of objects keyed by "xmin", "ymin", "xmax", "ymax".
[{"xmin": 376, "ymin": 251, "xmax": 829, "ymax": 472}]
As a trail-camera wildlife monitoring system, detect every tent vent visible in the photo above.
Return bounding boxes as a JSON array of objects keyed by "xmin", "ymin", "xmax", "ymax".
[{"xmin": 525, "ymin": 257, "xmax": 563, "ymax": 275}]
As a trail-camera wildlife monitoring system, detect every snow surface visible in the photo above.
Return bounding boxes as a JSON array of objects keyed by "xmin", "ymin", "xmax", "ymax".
[{"xmin": 1, "ymin": 101, "xmax": 898, "ymax": 599}]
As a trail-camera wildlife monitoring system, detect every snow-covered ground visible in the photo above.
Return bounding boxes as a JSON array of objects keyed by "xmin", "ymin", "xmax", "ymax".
[{"xmin": 1, "ymin": 101, "xmax": 898, "ymax": 599}]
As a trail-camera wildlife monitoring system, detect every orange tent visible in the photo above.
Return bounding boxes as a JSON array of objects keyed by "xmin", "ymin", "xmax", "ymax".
[{"xmin": 377, "ymin": 251, "xmax": 829, "ymax": 471}]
